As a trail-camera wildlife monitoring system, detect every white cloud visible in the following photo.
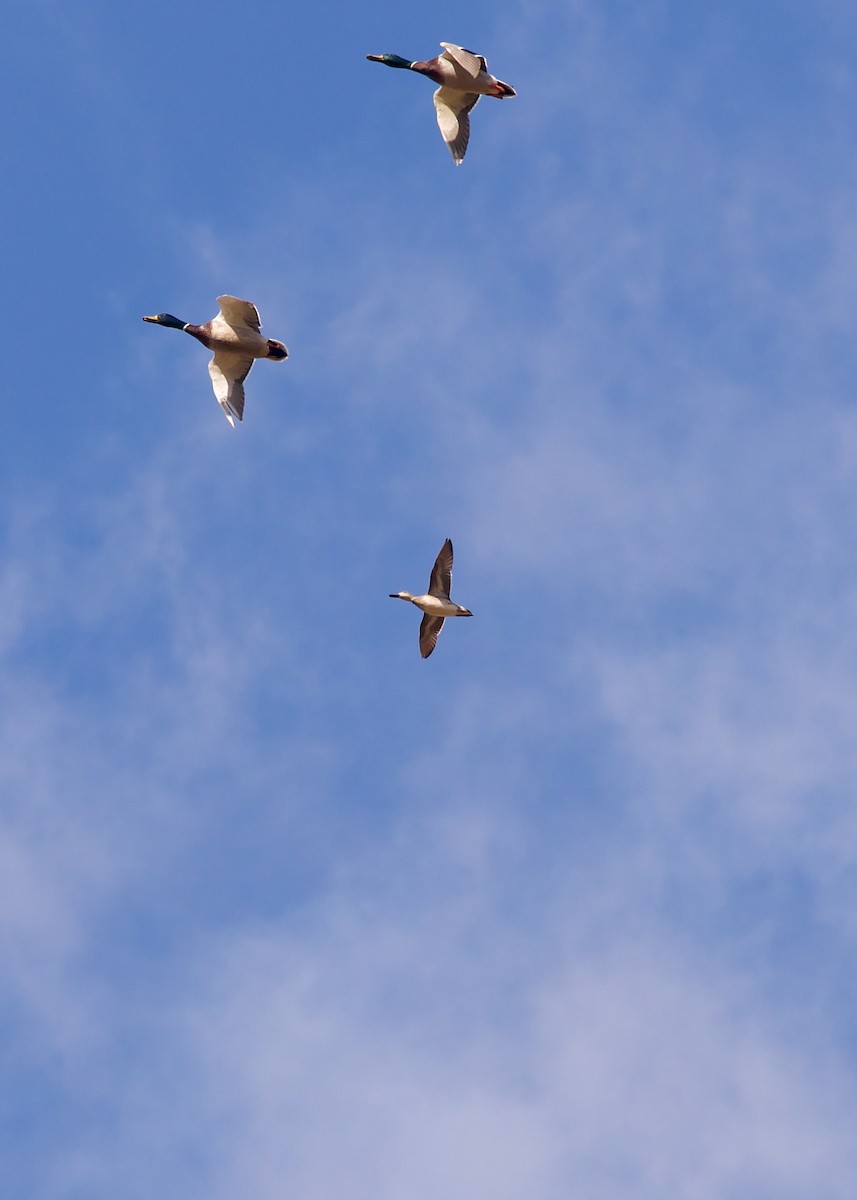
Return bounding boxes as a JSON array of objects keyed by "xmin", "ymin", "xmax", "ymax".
[{"xmin": 1, "ymin": 3, "xmax": 852, "ymax": 1197}]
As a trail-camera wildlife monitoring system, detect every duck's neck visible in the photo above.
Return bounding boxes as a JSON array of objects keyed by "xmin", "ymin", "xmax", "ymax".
[
  {"xmin": 368, "ymin": 54, "xmax": 414, "ymax": 70},
  {"xmin": 142, "ymin": 313, "xmax": 188, "ymax": 331}
]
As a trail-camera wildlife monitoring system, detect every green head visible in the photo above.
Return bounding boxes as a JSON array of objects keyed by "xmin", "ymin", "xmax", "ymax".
[
  {"xmin": 142, "ymin": 312, "xmax": 187, "ymax": 330},
  {"xmin": 366, "ymin": 53, "xmax": 413, "ymax": 70}
]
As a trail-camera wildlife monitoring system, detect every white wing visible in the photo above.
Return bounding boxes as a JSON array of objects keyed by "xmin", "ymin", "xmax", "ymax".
[
  {"xmin": 439, "ymin": 43, "xmax": 487, "ymax": 79},
  {"xmin": 433, "ymin": 87, "xmax": 479, "ymax": 164},
  {"xmin": 208, "ymin": 352, "xmax": 254, "ymax": 426},
  {"xmin": 215, "ymin": 295, "xmax": 262, "ymax": 331}
]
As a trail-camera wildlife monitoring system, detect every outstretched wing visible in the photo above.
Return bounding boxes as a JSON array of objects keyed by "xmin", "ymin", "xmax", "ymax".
[
  {"xmin": 215, "ymin": 295, "xmax": 262, "ymax": 332},
  {"xmin": 433, "ymin": 88, "xmax": 479, "ymax": 164},
  {"xmin": 439, "ymin": 43, "xmax": 487, "ymax": 78},
  {"xmin": 419, "ymin": 614, "xmax": 446, "ymax": 659},
  {"xmin": 428, "ymin": 537, "xmax": 453, "ymax": 599},
  {"xmin": 208, "ymin": 352, "xmax": 254, "ymax": 426}
]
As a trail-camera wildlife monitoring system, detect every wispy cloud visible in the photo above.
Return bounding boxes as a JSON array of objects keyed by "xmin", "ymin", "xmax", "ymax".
[{"xmin": 0, "ymin": 1, "xmax": 852, "ymax": 1197}]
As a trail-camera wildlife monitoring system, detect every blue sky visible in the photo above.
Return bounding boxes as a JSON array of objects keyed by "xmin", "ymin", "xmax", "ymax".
[{"xmin": 2, "ymin": 1, "xmax": 854, "ymax": 1197}]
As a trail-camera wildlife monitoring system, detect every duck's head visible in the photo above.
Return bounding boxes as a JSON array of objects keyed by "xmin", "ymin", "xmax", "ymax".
[
  {"xmin": 142, "ymin": 312, "xmax": 187, "ymax": 330},
  {"xmin": 366, "ymin": 53, "xmax": 414, "ymax": 70}
]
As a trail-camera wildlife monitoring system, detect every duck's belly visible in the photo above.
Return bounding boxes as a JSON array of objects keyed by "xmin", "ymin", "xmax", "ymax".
[
  {"xmin": 207, "ymin": 324, "xmax": 267, "ymax": 357},
  {"xmin": 443, "ymin": 65, "xmax": 500, "ymax": 95},
  {"xmin": 414, "ymin": 596, "xmax": 459, "ymax": 617}
]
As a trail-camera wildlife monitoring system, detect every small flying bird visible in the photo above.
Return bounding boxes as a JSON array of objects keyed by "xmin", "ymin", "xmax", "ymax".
[
  {"xmin": 389, "ymin": 538, "xmax": 473, "ymax": 658},
  {"xmin": 366, "ymin": 42, "xmax": 516, "ymax": 165},
  {"xmin": 142, "ymin": 295, "xmax": 288, "ymax": 427}
]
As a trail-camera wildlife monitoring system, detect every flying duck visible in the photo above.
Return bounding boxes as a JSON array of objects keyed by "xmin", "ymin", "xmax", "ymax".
[
  {"xmin": 143, "ymin": 295, "xmax": 288, "ymax": 426},
  {"xmin": 389, "ymin": 538, "xmax": 473, "ymax": 658},
  {"xmin": 366, "ymin": 43, "xmax": 516, "ymax": 165}
]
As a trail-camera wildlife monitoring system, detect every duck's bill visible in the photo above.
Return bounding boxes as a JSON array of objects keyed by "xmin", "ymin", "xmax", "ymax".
[{"xmin": 142, "ymin": 315, "xmax": 158, "ymax": 322}]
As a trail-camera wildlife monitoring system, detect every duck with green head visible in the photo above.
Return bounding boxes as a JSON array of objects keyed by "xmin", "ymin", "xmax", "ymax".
[
  {"xmin": 142, "ymin": 295, "xmax": 288, "ymax": 427},
  {"xmin": 366, "ymin": 43, "xmax": 516, "ymax": 165}
]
